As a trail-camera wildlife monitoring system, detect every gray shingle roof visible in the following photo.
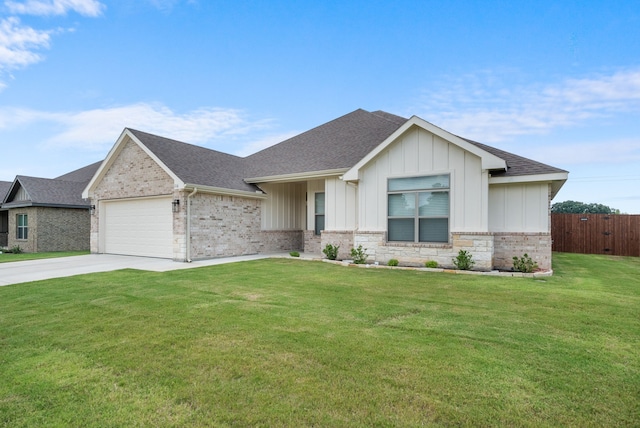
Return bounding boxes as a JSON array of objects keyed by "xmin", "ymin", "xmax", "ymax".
[
  {"xmin": 462, "ymin": 138, "xmax": 568, "ymax": 177},
  {"xmin": 128, "ymin": 129, "xmax": 260, "ymax": 193},
  {"xmin": 244, "ymin": 109, "xmax": 407, "ymax": 178},
  {"xmin": 3, "ymin": 176, "xmax": 90, "ymax": 208},
  {"xmin": 124, "ymin": 109, "xmax": 565, "ymax": 192},
  {"xmin": 56, "ymin": 161, "xmax": 102, "ymax": 182},
  {"xmin": 0, "ymin": 181, "xmax": 11, "ymax": 202}
]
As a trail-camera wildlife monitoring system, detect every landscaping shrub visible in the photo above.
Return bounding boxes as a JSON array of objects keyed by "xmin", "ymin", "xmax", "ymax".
[
  {"xmin": 350, "ymin": 245, "xmax": 368, "ymax": 264},
  {"xmin": 289, "ymin": 251, "xmax": 300, "ymax": 257},
  {"xmin": 387, "ymin": 259, "xmax": 399, "ymax": 267},
  {"xmin": 452, "ymin": 250, "xmax": 475, "ymax": 270},
  {"xmin": 513, "ymin": 253, "xmax": 538, "ymax": 273},
  {"xmin": 425, "ymin": 260, "xmax": 438, "ymax": 268},
  {"xmin": 322, "ymin": 244, "xmax": 339, "ymax": 260}
]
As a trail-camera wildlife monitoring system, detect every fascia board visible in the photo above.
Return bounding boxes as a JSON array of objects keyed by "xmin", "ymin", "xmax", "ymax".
[
  {"xmin": 83, "ymin": 129, "xmax": 185, "ymax": 198},
  {"xmin": 183, "ymin": 184, "xmax": 268, "ymax": 199},
  {"xmin": 245, "ymin": 168, "xmax": 348, "ymax": 184},
  {"xmin": 343, "ymin": 116, "xmax": 507, "ymax": 181},
  {"xmin": 489, "ymin": 172, "xmax": 569, "ymax": 185},
  {"xmin": 2, "ymin": 178, "xmax": 23, "ymax": 204}
]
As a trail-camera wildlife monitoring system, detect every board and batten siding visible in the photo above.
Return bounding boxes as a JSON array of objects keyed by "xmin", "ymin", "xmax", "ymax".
[
  {"xmin": 260, "ymin": 182, "xmax": 306, "ymax": 230},
  {"xmin": 357, "ymin": 126, "xmax": 488, "ymax": 232},
  {"xmin": 488, "ymin": 183, "xmax": 550, "ymax": 232},
  {"xmin": 325, "ymin": 177, "xmax": 357, "ymax": 231}
]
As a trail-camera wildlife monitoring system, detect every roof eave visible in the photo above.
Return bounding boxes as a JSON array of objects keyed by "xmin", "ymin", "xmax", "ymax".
[
  {"xmin": 489, "ymin": 172, "xmax": 569, "ymax": 198},
  {"xmin": 245, "ymin": 168, "xmax": 349, "ymax": 184},
  {"xmin": 182, "ymin": 184, "xmax": 267, "ymax": 199}
]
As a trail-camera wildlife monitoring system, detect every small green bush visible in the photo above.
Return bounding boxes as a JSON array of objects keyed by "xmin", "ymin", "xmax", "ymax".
[
  {"xmin": 387, "ymin": 259, "xmax": 399, "ymax": 267},
  {"xmin": 289, "ymin": 251, "xmax": 300, "ymax": 257},
  {"xmin": 9, "ymin": 246, "xmax": 23, "ymax": 254},
  {"xmin": 425, "ymin": 260, "xmax": 438, "ymax": 268},
  {"xmin": 322, "ymin": 244, "xmax": 339, "ymax": 260},
  {"xmin": 452, "ymin": 250, "xmax": 475, "ymax": 270},
  {"xmin": 350, "ymin": 245, "xmax": 368, "ymax": 264},
  {"xmin": 513, "ymin": 253, "xmax": 538, "ymax": 273}
]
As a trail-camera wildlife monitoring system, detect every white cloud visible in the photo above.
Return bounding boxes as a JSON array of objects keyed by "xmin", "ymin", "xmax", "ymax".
[
  {"xmin": 0, "ymin": 17, "xmax": 51, "ymax": 70},
  {"xmin": 0, "ymin": 103, "xmax": 277, "ymax": 153},
  {"xmin": 418, "ymin": 68, "xmax": 640, "ymax": 143},
  {"xmin": 5, "ymin": 0, "xmax": 105, "ymax": 16},
  {"xmin": 516, "ymin": 139, "xmax": 640, "ymax": 166}
]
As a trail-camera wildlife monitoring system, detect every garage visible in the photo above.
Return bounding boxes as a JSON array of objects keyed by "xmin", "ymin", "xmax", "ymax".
[{"xmin": 102, "ymin": 197, "xmax": 173, "ymax": 258}]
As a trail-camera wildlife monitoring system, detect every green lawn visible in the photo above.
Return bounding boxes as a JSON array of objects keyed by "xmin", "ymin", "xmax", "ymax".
[
  {"xmin": 0, "ymin": 253, "xmax": 638, "ymax": 427},
  {"xmin": 0, "ymin": 251, "xmax": 89, "ymax": 263}
]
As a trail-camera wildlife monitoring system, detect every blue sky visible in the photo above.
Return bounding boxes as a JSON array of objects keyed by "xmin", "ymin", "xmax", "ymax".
[{"xmin": 1, "ymin": 0, "xmax": 639, "ymax": 213}]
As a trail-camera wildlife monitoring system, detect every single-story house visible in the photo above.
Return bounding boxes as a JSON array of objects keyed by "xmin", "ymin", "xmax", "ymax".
[
  {"xmin": 1, "ymin": 162, "xmax": 101, "ymax": 252},
  {"xmin": 83, "ymin": 109, "xmax": 568, "ymax": 270},
  {"xmin": 0, "ymin": 180, "xmax": 12, "ymax": 247}
]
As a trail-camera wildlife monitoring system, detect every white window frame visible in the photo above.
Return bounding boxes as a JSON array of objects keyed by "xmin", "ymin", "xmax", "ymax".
[
  {"xmin": 16, "ymin": 213, "xmax": 28, "ymax": 240},
  {"xmin": 387, "ymin": 174, "xmax": 450, "ymax": 243},
  {"xmin": 314, "ymin": 192, "xmax": 325, "ymax": 236}
]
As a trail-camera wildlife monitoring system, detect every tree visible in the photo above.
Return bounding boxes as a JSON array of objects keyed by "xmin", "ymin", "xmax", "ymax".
[{"xmin": 551, "ymin": 200, "xmax": 619, "ymax": 214}]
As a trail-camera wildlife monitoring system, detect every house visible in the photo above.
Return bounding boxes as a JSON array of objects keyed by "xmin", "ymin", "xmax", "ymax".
[
  {"xmin": 83, "ymin": 109, "xmax": 568, "ymax": 270},
  {"xmin": 1, "ymin": 162, "xmax": 101, "ymax": 252},
  {"xmin": 0, "ymin": 181, "xmax": 11, "ymax": 247}
]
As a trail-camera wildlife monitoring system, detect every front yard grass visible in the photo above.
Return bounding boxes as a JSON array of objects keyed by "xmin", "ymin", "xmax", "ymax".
[
  {"xmin": 0, "ymin": 251, "xmax": 89, "ymax": 263},
  {"xmin": 0, "ymin": 252, "xmax": 638, "ymax": 426}
]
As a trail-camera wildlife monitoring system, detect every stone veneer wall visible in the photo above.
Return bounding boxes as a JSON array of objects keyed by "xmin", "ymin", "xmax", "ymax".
[
  {"xmin": 189, "ymin": 193, "xmax": 302, "ymax": 260},
  {"xmin": 320, "ymin": 230, "xmax": 354, "ymax": 260},
  {"xmin": 493, "ymin": 233, "xmax": 552, "ymax": 271},
  {"xmin": 354, "ymin": 231, "xmax": 494, "ymax": 270}
]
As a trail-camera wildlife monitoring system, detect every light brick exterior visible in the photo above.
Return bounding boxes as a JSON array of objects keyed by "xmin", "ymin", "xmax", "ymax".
[
  {"xmin": 320, "ymin": 230, "xmax": 354, "ymax": 260},
  {"xmin": 493, "ymin": 233, "xmax": 552, "ymax": 271},
  {"xmin": 304, "ymin": 230, "xmax": 321, "ymax": 254},
  {"xmin": 7, "ymin": 207, "xmax": 89, "ymax": 252}
]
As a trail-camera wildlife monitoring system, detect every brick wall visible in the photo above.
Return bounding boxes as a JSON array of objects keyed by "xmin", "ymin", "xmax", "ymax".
[
  {"xmin": 304, "ymin": 230, "xmax": 321, "ymax": 254},
  {"xmin": 7, "ymin": 207, "xmax": 37, "ymax": 252},
  {"xmin": 320, "ymin": 230, "xmax": 354, "ymax": 259},
  {"xmin": 36, "ymin": 207, "xmax": 90, "ymax": 252},
  {"xmin": 493, "ymin": 233, "xmax": 552, "ymax": 271}
]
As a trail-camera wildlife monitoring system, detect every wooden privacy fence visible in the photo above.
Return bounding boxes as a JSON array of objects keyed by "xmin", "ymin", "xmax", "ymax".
[{"xmin": 551, "ymin": 213, "xmax": 640, "ymax": 256}]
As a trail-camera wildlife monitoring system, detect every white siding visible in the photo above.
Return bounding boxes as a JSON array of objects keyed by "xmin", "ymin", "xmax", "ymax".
[
  {"xmin": 488, "ymin": 183, "xmax": 550, "ymax": 232},
  {"xmin": 357, "ymin": 126, "xmax": 486, "ymax": 232},
  {"xmin": 15, "ymin": 186, "xmax": 29, "ymax": 201},
  {"xmin": 325, "ymin": 177, "xmax": 357, "ymax": 230},
  {"xmin": 260, "ymin": 182, "xmax": 305, "ymax": 230}
]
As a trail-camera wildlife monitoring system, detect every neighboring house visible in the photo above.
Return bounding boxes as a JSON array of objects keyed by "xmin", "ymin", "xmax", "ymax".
[
  {"xmin": 83, "ymin": 109, "xmax": 568, "ymax": 270},
  {"xmin": 1, "ymin": 162, "xmax": 101, "ymax": 252},
  {"xmin": 0, "ymin": 181, "xmax": 11, "ymax": 247}
]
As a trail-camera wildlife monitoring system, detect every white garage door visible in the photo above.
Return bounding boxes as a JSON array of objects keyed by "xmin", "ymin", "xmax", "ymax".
[{"xmin": 103, "ymin": 197, "xmax": 173, "ymax": 258}]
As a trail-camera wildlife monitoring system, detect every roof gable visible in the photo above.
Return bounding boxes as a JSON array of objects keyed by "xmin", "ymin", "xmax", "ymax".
[{"xmin": 342, "ymin": 116, "xmax": 508, "ymax": 181}]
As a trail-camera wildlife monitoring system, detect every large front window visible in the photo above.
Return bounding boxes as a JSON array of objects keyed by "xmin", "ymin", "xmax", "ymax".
[
  {"xmin": 387, "ymin": 175, "xmax": 449, "ymax": 243},
  {"xmin": 16, "ymin": 214, "xmax": 28, "ymax": 240}
]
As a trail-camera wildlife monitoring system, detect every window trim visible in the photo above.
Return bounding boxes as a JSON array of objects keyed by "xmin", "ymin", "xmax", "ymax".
[
  {"xmin": 16, "ymin": 213, "xmax": 28, "ymax": 240},
  {"xmin": 387, "ymin": 174, "xmax": 450, "ymax": 243}
]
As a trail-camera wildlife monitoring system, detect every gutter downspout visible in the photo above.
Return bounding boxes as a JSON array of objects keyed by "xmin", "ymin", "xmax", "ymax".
[{"xmin": 186, "ymin": 187, "xmax": 198, "ymax": 262}]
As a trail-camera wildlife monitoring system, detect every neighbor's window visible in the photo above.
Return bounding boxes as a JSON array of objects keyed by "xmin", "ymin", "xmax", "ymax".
[
  {"xmin": 16, "ymin": 214, "xmax": 28, "ymax": 240},
  {"xmin": 387, "ymin": 174, "xmax": 449, "ymax": 243},
  {"xmin": 315, "ymin": 192, "xmax": 325, "ymax": 235}
]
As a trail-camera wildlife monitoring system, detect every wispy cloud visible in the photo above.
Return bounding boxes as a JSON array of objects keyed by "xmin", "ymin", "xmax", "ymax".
[
  {"xmin": 417, "ymin": 68, "xmax": 640, "ymax": 143},
  {"xmin": 5, "ymin": 0, "xmax": 105, "ymax": 16},
  {"xmin": 0, "ymin": 17, "xmax": 51, "ymax": 70},
  {"xmin": 0, "ymin": 103, "xmax": 277, "ymax": 153},
  {"xmin": 518, "ymin": 138, "xmax": 640, "ymax": 166}
]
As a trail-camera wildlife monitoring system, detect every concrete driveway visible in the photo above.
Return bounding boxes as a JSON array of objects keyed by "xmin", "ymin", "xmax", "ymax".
[{"xmin": 0, "ymin": 253, "xmax": 278, "ymax": 286}]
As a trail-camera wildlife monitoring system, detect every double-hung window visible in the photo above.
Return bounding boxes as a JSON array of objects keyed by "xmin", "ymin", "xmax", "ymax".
[
  {"xmin": 387, "ymin": 174, "xmax": 450, "ymax": 243},
  {"xmin": 314, "ymin": 192, "xmax": 325, "ymax": 235},
  {"xmin": 16, "ymin": 214, "xmax": 28, "ymax": 240}
]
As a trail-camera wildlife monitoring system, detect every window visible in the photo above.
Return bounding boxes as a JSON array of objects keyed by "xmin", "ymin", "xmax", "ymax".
[
  {"xmin": 314, "ymin": 192, "xmax": 325, "ymax": 235},
  {"xmin": 387, "ymin": 174, "xmax": 449, "ymax": 243},
  {"xmin": 16, "ymin": 214, "xmax": 28, "ymax": 240}
]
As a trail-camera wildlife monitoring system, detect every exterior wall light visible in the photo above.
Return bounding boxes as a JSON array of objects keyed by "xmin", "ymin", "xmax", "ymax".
[
  {"xmin": 172, "ymin": 199, "xmax": 180, "ymax": 212},
  {"xmin": 90, "ymin": 205, "xmax": 96, "ymax": 215}
]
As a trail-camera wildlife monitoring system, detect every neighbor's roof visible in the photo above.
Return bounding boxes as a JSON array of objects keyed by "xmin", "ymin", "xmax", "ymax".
[
  {"xmin": 128, "ymin": 129, "xmax": 260, "ymax": 193},
  {"xmin": 244, "ymin": 109, "xmax": 407, "ymax": 179},
  {"xmin": 2, "ymin": 176, "xmax": 90, "ymax": 208},
  {"xmin": 0, "ymin": 181, "xmax": 11, "ymax": 202}
]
